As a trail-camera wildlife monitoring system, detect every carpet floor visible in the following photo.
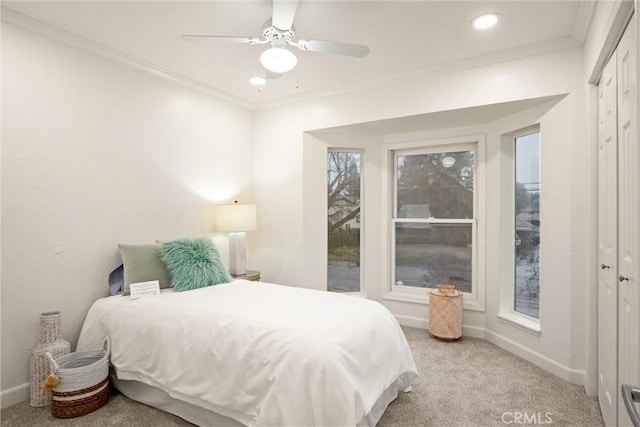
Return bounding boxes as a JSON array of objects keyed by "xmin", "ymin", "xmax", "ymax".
[{"xmin": 1, "ymin": 326, "xmax": 603, "ymax": 427}]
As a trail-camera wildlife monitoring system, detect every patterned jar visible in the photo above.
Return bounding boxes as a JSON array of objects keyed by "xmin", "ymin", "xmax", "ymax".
[
  {"xmin": 428, "ymin": 284, "xmax": 463, "ymax": 340},
  {"xmin": 29, "ymin": 311, "xmax": 70, "ymax": 407}
]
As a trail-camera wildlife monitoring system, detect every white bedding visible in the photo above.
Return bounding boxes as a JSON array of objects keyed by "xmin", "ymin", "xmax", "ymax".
[{"xmin": 77, "ymin": 280, "xmax": 418, "ymax": 426}]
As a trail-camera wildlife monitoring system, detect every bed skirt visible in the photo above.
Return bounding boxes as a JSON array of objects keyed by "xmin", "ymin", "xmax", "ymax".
[{"xmin": 112, "ymin": 372, "xmax": 407, "ymax": 427}]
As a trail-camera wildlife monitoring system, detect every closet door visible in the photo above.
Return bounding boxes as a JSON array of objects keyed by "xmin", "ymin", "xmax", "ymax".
[
  {"xmin": 598, "ymin": 49, "xmax": 619, "ymax": 427},
  {"xmin": 616, "ymin": 17, "xmax": 639, "ymax": 427},
  {"xmin": 597, "ymin": 16, "xmax": 639, "ymax": 427}
]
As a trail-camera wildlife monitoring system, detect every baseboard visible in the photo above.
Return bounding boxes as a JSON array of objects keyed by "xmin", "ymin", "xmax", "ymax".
[
  {"xmin": 394, "ymin": 314, "xmax": 428, "ymax": 329},
  {"xmin": 461, "ymin": 325, "xmax": 485, "ymax": 339},
  {"xmin": 394, "ymin": 315, "xmax": 485, "ymax": 339},
  {"xmin": 572, "ymin": 368, "xmax": 588, "ymax": 386},
  {"xmin": 484, "ymin": 329, "xmax": 585, "ymax": 385},
  {"xmin": 1, "ymin": 383, "xmax": 29, "ymax": 409}
]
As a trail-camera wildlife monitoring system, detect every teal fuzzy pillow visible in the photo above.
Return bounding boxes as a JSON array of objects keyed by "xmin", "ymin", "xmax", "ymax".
[{"xmin": 160, "ymin": 237, "xmax": 232, "ymax": 291}]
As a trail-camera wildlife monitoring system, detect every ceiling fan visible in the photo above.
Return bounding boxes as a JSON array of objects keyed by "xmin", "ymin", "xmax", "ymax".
[{"xmin": 182, "ymin": 0, "xmax": 370, "ymax": 77}]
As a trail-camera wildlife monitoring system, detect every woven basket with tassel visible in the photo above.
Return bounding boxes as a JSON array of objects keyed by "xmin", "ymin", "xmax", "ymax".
[{"xmin": 44, "ymin": 337, "xmax": 110, "ymax": 418}]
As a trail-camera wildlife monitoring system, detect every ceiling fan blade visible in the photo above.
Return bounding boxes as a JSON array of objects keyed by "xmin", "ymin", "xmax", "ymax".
[
  {"xmin": 295, "ymin": 39, "xmax": 370, "ymax": 58},
  {"xmin": 272, "ymin": 0, "xmax": 298, "ymax": 30},
  {"xmin": 181, "ymin": 35, "xmax": 263, "ymax": 44}
]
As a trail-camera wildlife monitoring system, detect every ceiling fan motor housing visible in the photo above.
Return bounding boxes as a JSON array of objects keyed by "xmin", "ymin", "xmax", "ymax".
[{"xmin": 263, "ymin": 19, "xmax": 295, "ymax": 45}]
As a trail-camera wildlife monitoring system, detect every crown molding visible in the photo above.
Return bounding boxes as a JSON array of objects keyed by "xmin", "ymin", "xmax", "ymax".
[
  {"xmin": 573, "ymin": 0, "xmax": 597, "ymax": 43},
  {"xmin": 254, "ymin": 36, "xmax": 582, "ymax": 111},
  {"xmin": 587, "ymin": 0, "xmax": 634, "ymax": 84},
  {"xmin": 1, "ymin": 7, "xmax": 254, "ymax": 110}
]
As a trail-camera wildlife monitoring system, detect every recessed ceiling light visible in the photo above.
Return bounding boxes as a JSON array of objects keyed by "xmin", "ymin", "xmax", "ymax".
[
  {"xmin": 472, "ymin": 13, "xmax": 499, "ymax": 30},
  {"xmin": 249, "ymin": 76, "xmax": 267, "ymax": 86}
]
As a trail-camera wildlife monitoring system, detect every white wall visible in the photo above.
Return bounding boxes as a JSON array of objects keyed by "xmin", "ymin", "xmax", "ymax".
[
  {"xmin": 253, "ymin": 46, "xmax": 589, "ymax": 384},
  {"xmin": 484, "ymin": 96, "xmax": 584, "ymax": 382},
  {"xmin": 1, "ymin": 23, "xmax": 253, "ymax": 406}
]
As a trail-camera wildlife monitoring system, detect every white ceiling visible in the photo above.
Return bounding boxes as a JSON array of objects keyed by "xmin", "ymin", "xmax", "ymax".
[{"xmin": 3, "ymin": 1, "xmax": 591, "ymax": 108}]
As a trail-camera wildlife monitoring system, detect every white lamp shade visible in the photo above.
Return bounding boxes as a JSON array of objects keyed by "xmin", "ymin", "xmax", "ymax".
[
  {"xmin": 260, "ymin": 47, "xmax": 297, "ymax": 73},
  {"xmin": 216, "ymin": 204, "xmax": 257, "ymax": 232}
]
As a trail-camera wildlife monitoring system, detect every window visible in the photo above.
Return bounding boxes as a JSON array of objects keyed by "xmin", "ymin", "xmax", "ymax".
[
  {"xmin": 392, "ymin": 144, "xmax": 477, "ymax": 295},
  {"xmin": 514, "ymin": 132, "xmax": 540, "ymax": 319},
  {"xmin": 327, "ymin": 150, "xmax": 362, "ymax": 293}
]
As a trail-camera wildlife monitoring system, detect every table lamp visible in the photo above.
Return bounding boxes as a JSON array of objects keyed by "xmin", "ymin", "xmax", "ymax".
[{"xmin": 216, "ymin": 201, "xmax": 257, "ymax": 275}]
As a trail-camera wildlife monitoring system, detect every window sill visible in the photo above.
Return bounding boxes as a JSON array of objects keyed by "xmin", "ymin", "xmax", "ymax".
[
  {"xmin": 498, "ymin": 312, "xmax": 541, "ymax": 336},
  {"xmin": 383, "ymin": 291, "xmax": 428, "ymax": 305},
  {"xmin": 383, "ymin": 290, "xmax": 484, "ymax": 312},
  {"xmin": 329, "ymin": 290, "xmax": 365, "ymax": 298},
  {"xmin": 346, "ymin": 292, "xmax": 366, "ymax": 298}
]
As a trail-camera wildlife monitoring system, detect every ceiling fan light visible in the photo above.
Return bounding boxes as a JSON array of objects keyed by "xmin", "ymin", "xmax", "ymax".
[{"xmin": 260, "ymin": 47, "xmax": 297, "ymax": 73}]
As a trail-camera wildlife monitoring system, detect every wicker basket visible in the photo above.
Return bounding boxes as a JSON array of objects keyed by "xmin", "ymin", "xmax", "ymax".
[
  {"xmin": 45, "ymin": 337, "xmax": 110, "ymax": 418},
  {"xmin": 429, "ymin": 284, "xmax": 463, "ymax": 340}
]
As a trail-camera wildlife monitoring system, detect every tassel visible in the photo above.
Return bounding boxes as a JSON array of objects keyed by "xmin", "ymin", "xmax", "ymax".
[{"xmin": 42, "ymin": 374, "xmax": 59, "ymax": 391}]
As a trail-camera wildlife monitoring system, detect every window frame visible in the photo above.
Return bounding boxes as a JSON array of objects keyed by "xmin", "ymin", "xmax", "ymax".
[
  {"xmin": 497, "ymin": 125, "xmax": 541, "ymax": 334},
  {"xmin": 382, "ymin": 135, "xmax": 486, "ymax": 312},
  {"xmin": 326, "ymin": 148, "xmax": 364, "ymax": 295}
]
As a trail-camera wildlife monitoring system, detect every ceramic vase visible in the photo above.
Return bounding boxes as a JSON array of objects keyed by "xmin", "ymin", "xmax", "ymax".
[{"xmin": 29, "ymin": 311, "xmax": 70, "ymax": 407}]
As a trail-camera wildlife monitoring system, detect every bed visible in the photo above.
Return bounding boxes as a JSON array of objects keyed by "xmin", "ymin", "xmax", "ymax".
[{"xmin": 76, "ymin": 279, "xmax": 418, "ymax": 426}]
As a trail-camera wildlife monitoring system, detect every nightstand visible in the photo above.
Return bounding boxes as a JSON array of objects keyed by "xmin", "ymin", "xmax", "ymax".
[{"xmin": 231, "ymin": 270, "xmax": 261, "ymax": 282}]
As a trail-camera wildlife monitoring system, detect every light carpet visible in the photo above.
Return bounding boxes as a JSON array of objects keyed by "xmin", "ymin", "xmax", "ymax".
[{"xmin": 1, "ymin": 326, "xmax": 603, "ymax": 426}]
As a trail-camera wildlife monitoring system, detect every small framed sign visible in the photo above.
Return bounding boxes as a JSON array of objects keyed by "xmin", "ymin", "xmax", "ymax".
[{"xmin": 129, "ymin": 280, "xmax": 161, "ymax": 300}]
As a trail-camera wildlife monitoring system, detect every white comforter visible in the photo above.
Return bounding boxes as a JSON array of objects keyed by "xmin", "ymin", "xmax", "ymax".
[{"xmin": 77, "ymin": 280, "xmax": 418, "ymax": 426}]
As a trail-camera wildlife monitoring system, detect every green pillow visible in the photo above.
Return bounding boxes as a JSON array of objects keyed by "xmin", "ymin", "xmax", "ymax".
[
  {"xmin": 160, "ymin": 237, "xmax": 232, "ymax": 292},
  {"xmin": 118, "ymin": 244, "xmax": 172, "ymax": 295}
]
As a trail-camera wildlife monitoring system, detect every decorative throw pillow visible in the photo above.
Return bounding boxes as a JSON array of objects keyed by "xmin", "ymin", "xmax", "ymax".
[
  {"xmin": 160, "ymin": 237, "xmax": 232, "ymax": 291},
  {"xmin": 118, "ymin": 244, "xmax": 172, "ymax": 295}
]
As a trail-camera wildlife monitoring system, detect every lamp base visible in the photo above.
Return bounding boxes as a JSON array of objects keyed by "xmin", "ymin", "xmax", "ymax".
[{"xmin": 228, "ymin": 232, "xmax": 247, "ymax": 276}]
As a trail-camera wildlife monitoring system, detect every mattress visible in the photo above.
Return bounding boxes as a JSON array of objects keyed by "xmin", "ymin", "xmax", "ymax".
[{"xmin": 77, "ymin": 280, "xmax": 418, "ymax": 426}]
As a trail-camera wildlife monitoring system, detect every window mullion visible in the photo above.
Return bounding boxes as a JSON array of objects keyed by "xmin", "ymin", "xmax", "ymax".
[{"xmin": 395, "ymin": 218, "xmax": 474, "ymax": 224}]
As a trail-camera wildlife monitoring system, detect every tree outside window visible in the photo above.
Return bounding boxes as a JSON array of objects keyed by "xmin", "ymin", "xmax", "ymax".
[
  {"xmin": 327, "ymin": 151, "xmax": 361, "ymax": 293},
  {"xmin": 394, "ymin": 149, "xmax": 475, "ymax": 293}
]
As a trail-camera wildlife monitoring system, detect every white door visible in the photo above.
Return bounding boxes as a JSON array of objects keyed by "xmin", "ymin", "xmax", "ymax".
[
  {"xmin": 598, "ymin": 48, "xmax": 619, "ymax": 427},
  {"xmin": 616, "ymin": 17, "xmax": 640, "ymax": 427}
]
